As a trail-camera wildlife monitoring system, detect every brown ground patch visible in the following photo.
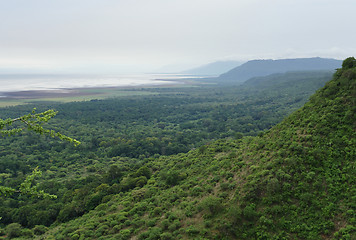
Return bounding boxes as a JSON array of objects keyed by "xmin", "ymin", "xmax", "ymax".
[{"xmin": 1, "ymin": 89, "xmax": 95, "ymax": 99}]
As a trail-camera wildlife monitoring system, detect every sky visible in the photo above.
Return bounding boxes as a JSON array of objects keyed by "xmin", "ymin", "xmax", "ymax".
[{"xmin": 0, "ymin": 0, "xmax": 355, "ymax": 74}]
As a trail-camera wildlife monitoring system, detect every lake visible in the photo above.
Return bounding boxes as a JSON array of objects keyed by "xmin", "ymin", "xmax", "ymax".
[{"xmin": 0, "ymin": 73, "xmax": 194, "ymax": 93}]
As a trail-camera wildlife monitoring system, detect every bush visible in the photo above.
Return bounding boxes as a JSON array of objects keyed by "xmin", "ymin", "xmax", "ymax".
[
  {"xmin": 191, "ymin": 186, "xmax": 203, "ymax": 196},
  {"xmin": 160, "ymin": 232, "xmax": 173, "ymax": 240},
  {"xmin": 147, "ymin": 227, "xmax": 162, "ymax": 239},
  {"xmin": 243, "ymin": 203, "xmax": 258, "ymax": 220},
  {"xmin": 220, "ymin": 182, "xmax": 230, "ymax": 191},
  {"xmin": 200, "ymin": 196, "xmax": 223, "ymax": 217},
  {"xmin": 342, "ymin": 57, "xmax": 356, "ymax": 69},
  {"xmin": 227, "ymin": 206, "xmax": 242, "ymax": 225},
  {"xmin": 22, "ymin": 228, "xmax": 34, "ymax": 237},
  {"xmin": 138, "ymin": 231, "xmax": 149, "ymax": 240},
  {"xmin": 185, "ymin": 226, "xmax": 200, "ymax": 236},
  {"xmin": 152, "ymin": 207, "xmax": 162, "ymax": 216},
  {"xmin": 168, "ymin": 220, "xmax": 181, "ymax": 231},
  {"xmin": 33, "ymin": 224, "xmax": 49, "ymax": 235},
  {"xmin": 118, "ymin": 229, "xmax": 131, "ymax": 240},
  {"xmin": 161, "ymin": 170, "xmax": 181, "ymax": 186},
  {"xmin": 69, "ymin": 233, "xmax": 79, "ymax": 240},
  {"xmin": 5, "ymin": 223, "xmax": 22, "ymax": 239}
]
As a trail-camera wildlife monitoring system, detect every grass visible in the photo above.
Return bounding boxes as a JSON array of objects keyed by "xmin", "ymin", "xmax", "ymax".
[{"xmin": 0, "ymin": 100, "xmax": 29, "ymax": 107}]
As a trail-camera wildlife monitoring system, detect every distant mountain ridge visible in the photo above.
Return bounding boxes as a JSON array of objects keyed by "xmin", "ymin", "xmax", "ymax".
[
  {"xmin": 180, "ymin": 60, "xmax": 243, "ymax": 76},
  {"xmin": 217, "ymin": 57, "xmax": 342, "ymax": 83},
  {"xmin": 242, "ymin": 70, "xmax": 334, "ymax": 88}
]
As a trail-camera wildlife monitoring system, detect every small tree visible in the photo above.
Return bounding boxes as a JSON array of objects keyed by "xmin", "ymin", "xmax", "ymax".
[
  {"xmin": 0, "ymin": 108, "xmax": 80, "ymax": 145},
  {"xmin": 199, "ymin": 196, "xmax": 223, "ymax": 217},
  {"xmin": 0, "ymin": 108, "xmax": 80, "ymax": 198},
  {"xmin": 0, "ymin": 167, "xmax": 57, "ymax": 199},
  {"xmin": 342, "ymin": 57, "xmax": 356, "ymax": 69},
  {"xmin": 5, "ymin": 223, "xmax": 22, "ymax": 239}
]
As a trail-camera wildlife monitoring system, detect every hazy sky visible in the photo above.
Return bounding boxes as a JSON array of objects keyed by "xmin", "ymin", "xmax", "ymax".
[{"xmin": 1, "ymin": 0, "xmax": 355, "ymax": 73}]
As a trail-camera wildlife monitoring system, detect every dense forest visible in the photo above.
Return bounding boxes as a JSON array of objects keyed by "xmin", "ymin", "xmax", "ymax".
[{"xmin": 0, "ymin": 60, "xmax": 354, "ymax": 239}]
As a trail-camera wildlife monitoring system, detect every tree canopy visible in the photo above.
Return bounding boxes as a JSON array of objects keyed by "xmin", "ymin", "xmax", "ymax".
[
  {"xmin": 0, "ymin": 108, "xmax": 80, "ymax": 146},
  {"xmin": 0, "ymin": 109, "xmax": 79, "ymax": 199}
]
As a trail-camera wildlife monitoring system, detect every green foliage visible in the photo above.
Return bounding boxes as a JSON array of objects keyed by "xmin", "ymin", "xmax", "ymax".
[
  {"xmin": 199, "ymin": 196, "xmax": 223, "ymax": 217},
  {"xmin": 33, "ymin": 224, "xmax": 49, "ymax": 235},
  {"xmin": 342, "ymin": 56, "xmax": 356, "ymax": 69},
  {"xmin": 0, "ymin": 108, "xmax": 80, "ymax": 146},
  {"xmin": 0, "ymin": 167, "xmax": 57, "ymax": 199},
  {"xmin": 0, "ymin": 67, "xmax": 354, "ymax": 239},
  {"xmin": 160, "ymin": 170, "xmax": 182, "ymax": 186},
  {"xmin": 18, "ymin": 167, "xmax": 57, "ymax": 199},
  {"xmin": 5, "ymin": 223, "xmax": 22, "ymax": 239},
  {"xmin": 0, "ymin": 109, "xmax": 80, "ymax": 199}
]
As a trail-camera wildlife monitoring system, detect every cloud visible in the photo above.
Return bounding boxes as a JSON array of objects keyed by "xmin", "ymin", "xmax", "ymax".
[{"xmin": 0, "ymin": 0, "xmax": 355, "ymax": 72}]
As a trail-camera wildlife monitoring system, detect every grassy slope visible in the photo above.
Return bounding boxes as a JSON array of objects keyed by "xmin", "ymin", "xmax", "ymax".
[{"xmin": 39, "ymin": 65, "xmax": 355, "ymax": 239}]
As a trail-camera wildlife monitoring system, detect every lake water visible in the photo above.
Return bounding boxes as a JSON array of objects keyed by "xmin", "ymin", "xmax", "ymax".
[{"xmin": 0, "ymin": 74, "xmax": 194, "ymax": 93}]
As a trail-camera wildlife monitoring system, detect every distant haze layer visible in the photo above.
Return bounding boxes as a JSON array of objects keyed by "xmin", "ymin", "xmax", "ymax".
[
  {"xmin": 0, "ymin": 74, "xmax": 190, "ymax": 93},
  {"xmin": 218, "ymin": 57, "xmax": 342, "ymax": 83}
]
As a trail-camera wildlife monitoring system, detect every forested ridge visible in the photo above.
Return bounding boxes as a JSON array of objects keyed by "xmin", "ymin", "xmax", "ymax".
[{"xmin": 0, "ymin": 62, "xmax": 354, "ymax": 239}]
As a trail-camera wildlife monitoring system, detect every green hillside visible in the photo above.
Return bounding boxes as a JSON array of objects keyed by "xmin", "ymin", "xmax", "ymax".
[
  {"xmin": 180, "ymin": 60, "xmax": 242, "ymax": 76},
  {"xmin": 217, "ymin": 57, "xmax": 342, "ymax": 83},
  {"xmin": 32, "ymin": 62, "xmax": 355, "ymax": 239},
  {"xmin": 0, "ymin": 58, "xmax": 354, "ymax": 239}
]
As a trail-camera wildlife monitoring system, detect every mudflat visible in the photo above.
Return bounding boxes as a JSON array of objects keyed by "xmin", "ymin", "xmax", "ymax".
[
  {"xmin": 0, "ymin": 81, "xmax": 192, "ymax": 107},
  {"xmin": 1, "ymin": 89, "xmax": 89, "ymax": 99}
]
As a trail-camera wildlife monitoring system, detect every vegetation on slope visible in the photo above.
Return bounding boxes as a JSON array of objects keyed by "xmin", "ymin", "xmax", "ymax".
[
  {"xmin": 0, "ymin": 61, "xmax": 354, "ymax": 239},
  {"xmin": 46, "ymin": 58, "xmax": 354, "ymax": 239}
]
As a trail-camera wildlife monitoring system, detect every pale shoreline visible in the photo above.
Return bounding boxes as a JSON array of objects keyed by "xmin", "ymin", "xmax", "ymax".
[
  {"xmin": 0, "ymin": 79, "xmax": 189, "ymax": 100},
  {"xmin": 0, "ymin": 72, "xmax": 205, "ymax": 100}
]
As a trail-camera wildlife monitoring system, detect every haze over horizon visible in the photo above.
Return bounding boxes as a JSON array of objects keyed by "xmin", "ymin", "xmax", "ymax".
[{"xmin": 1, "ymin": 0, "xmax": 355, "ymax": 74}]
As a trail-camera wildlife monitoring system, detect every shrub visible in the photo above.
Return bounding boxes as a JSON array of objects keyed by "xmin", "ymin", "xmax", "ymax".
[
  {"xmin": 22, "ymin": 228, "xmax": 34, "ymax": 238},
  {"xmin": 147, "ymin": 218, "xmax": 158, "ymax": 227},
  {"xmin": 5, "ymin": 223, "xmax": 22, "ymax": 239},
  {"xmin": 185, "ymin": 226, "xmax": 200, "ymax": 236},
  {"xmin": 138, "ymin": 231, "xmax": 149, "ymax": 240},
  {"xmin": 191, "ymin": 186, "xmax": 203, "ymax": 196},
  {"xmin": 147, "ymin": 227, "xmax": 162, "ymax": 239},
  {"xmin": 220, "ymin": 182, "xmax": 230, "ymax": 191},
  {"xmin": 160, "ymin": 232, "xmax": 173, "ymax": 240},
  {"xmin": 342, "ymin": 57, "xmax": 356, "ymax": 69},
  {"xmin": 200, "ymin": 196, "xmax": 223, "ymax": 217},
  {"xmin": 161, "ymin": 170, "xmax": 181, "ymax": 186},
  {"xmin": 69, "ymin": 233, "xmax": 79, "ymax": 240},
  {"xmin": 33, "ymin": 224, "xmax": 49, "ymax": 235},
  {"xmin": 218, "ymin": 192, "xmax": 229, "ymax": 199},
  {"xmin": 168, "ymin": 220, "xmax": 181, "ymax": 231},
  {"xmin": 0, "ymin": 228, "xmax": 4, "ymax": 238},
  {"xmin": 118, "ymin": 229, "xmax": 131, "ymax": 240},
  {"xmin": 160, "ymin": 219, "xmax": 170, "ymax": 230},
  {"xmin": 227, "ymin": 206, "xmax": 242, "ymax": 225},
  {"xmin": 152, "ymin": 207, "xmax": 162, "ymax": 216},
  {"xmin": 243, "ymin": 203, "xmax": 258, "ymax": 220}
]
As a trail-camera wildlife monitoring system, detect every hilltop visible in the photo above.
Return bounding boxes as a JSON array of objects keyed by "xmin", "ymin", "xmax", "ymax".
[
  {"xmin": 180, "ymin": 60, "xmax": 243, "ymax": 76},
  {"xmin": 35, "ymin": 59, "xmax": 355, "ymax": 239},
  {"xmin": 216, "ymin": 57, "xmax": 342, "ymax": 84}
]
